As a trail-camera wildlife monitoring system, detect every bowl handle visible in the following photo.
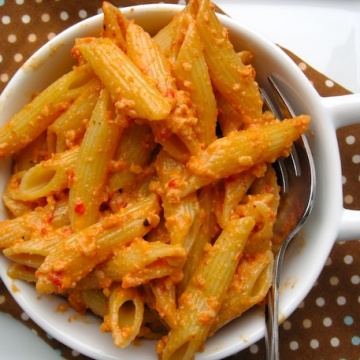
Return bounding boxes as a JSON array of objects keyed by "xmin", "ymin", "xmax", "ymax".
[{"xmin": 321, "ymin": 93, "xmax": 360, "ymax": 242}]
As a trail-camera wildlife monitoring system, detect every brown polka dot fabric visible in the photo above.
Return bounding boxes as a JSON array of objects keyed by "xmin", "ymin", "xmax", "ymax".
[{"xmin": 0, "ymin": 1, "xmax": 359, "ymax": 359}]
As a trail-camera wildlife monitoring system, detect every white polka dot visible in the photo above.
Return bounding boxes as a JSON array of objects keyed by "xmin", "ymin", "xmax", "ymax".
[
  {"xmin": 14, "ymin": 53, "xmax": 23, "ymax": 62},
  {"xmin": 346, "ymin": 135, "xmax": 356, "ymax": 145},
  {"xmin": 71, "ymin": 350, "xmax": 80, "ymax": 357},
  {"xmin": 323, "ymin": 317, "xmax": 332, "ymax": 327},
  {"xmin": 0, "ymin": 295, "xmax": 5, "ymax": 304},
  {"xmin": 7, "ymin": 34, "xmax": 17, "ymax": 43},
  {"xmin": 344, "ymin": 195, "xmax": 354, "ymax": 204},
  {"xmin": 2, "ymin": 15, "xmax": 11, "ymax": 25},
  {"xmin": 178, "ymin": 0, "xmax": 187, "ymax": 5},
  {"xmin": 329, "ymin": 276, "xmax": 339, "ymax": 285},
  {"xmin": 325, "ymin": 257, "xmax": 332, "ymax": 266},
  {"xmin": 298, "ymin": 62, "xmax": 307, "ymax": 71},
  {"xmin": 21, "ymin": 312, "xmax": 29, "ymax": 321},
  {"xmin": 298, "ymin": 301, "xmax": 305, "ymax": 308},
  {"xmin": 16, "ymin": 0, "xmax": 24, "ymax": 4},
  {"xmin": 21, "ymin": 14, "xmax": 31, "ymax": 24},
  {"xmin": 78, "ymin": 9, "xmax": 88, "ymax": 19},
  {"xmin": 353, "ymin": 154, "xmax": 360, "ymax": 164},
  {"xmin": 60, "ymin": 11, "xmax": 69, "ymax": 21},
  {"xmin": 35, "ymin": 0, "xmax": 43, "ymax": 2},
  {"xmin": 316, "ymin": 297, "xmax": 325, "ymax": 307},
  {"xmin": 0, "ymin": 73, "xmax": 9, "ymax": 83},
  {"xmin": 351, "ymin": 275, "xmax": 360, "ymax": 285},
  {"xmin": 249, "ymin": 344, "xmax": 259, "ymax": 354},
  {"xmin": 28, "ymin": 33, "xmax": 37, "ymax": 42},
  {"xmin": 0, "ymin": 55, "xmax": 3, "ymax": 63},
  {"xmin": 41, "ymin": 13, "xmax": 50, "ymax": 22},
  {"xmin": 303, "ymin": 319, "xmax": 312, "ymax": 328},
  {"xmin": 342, "ymin": 175, "xmax": 347, "ymax": 184},
  {"xmin": 47, "ymin": 32, "xmax": 56, "ymax": 40},
  {"xmin": 330, "ymin": 337, "xmax": 340, "ymax": 347},
  {"xmin": 282, "ymin": 320, "xmax": 292, "ymax": 330},
  {"xmin": 325, "ymin": 79, "xmax": 334, "ymax": 87},
  {"xmin": 310, "ymin": 339, "xmax": 319, "ymax": 349},
  {"xmin": 344, "ymin": 254, "xmax": 353, "ymax": 264},
  {"xmin": 337, "ymin": 296, "xmax": 346, "ymax": 306},
  {"xmin": 289, "ymin": 341, "xmax": 299, "ymax": 351}
]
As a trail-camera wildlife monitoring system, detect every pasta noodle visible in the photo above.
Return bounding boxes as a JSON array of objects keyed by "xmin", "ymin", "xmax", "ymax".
[
  {"xmin": 0, "ymin": 64, "xmax": 93, "ymax": 159},
  {"xmin": 0, "ymin": 1, "xmax": 311, "ymax": 358}
]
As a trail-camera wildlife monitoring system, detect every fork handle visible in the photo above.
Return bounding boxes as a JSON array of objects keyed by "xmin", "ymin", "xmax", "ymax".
[
  {"xmin": 265, "ymin": 250, "xmax": 284, "ymax": 360},
  {"xmin": 265, "ymin": 284, "xmax": 280, "ymax": 360}
]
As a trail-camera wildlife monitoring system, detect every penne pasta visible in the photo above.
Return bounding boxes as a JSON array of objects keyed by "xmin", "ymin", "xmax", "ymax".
[
  {"xmin": 177, "ymin": 184, "xmax": 218, "ymax": 295},
  {"xmin": 7, "ymin": 263, "xmax": 37, "ymax": 283},
  {"xmin": 77, "ymin": 37, "xmax": 172, "ymax": 121},
  {"xmin": 107, "ymin": 122, "xmax": 157, "ymax": 193},
  {"xmin": 101, "ymin": 1, "xmax": 129, "ymax": 52},
  {"xmin": 0, "ymin": 199, "xmax": 69, "ymax": 249},
  {"xmin": 13, "ymin": 131, "xmax": 49, "ymax": 172},
  {"xmin": 192, "ymin": 0, "xmax": 263, "ymax": 121},
  {"xmin": 155, "ymin": 150, "xmax": 200, "ymax": 251},
  {"xmin": 216, "ymin": 170, "xmax": 258, "ymax": 229},
  {"xmin": 15, "ymin": 146, "xmax": 79, "ymax": 201},
  {"xmin": 104, "ymin": 239, "xmax": 186, "ymax": 288},
  {"xmin": 153, "ymin": 8, "xmax": 190, "ymax": 58},
  {"xmin": 126, "ymin": 22, "xmax": 177, "ymax": 107},
  {"xmin": 35, "ymin": 194, "xmax": 161, "ymax": 294},
  {"xmin": 3, "ymin": 225, "xmax": 72, "ymax": 269},
  {"xmin": 210, "ymin": 249, "xmax": 274, "ymax": 333},
  {"xmin": 0, "ymin": 64, "xmax": 93, "ymax": 159},
  {"xmin": 102, "ymin": 286, "xmax": 144, "ymax": 348},
  {"xmin": 0, "ymin": 1, "xmax": 312, "ymax": 357},
  {"xmin": 126, "ymin": 21, "xmax": 201, "ymax": 161},
  {"xmin": 47, "ymin": 77, "xmax": 103, "ymax": 153},
  {"xmin": 2, "ymin": 170, "xmax": 39, "ymax": 217},
  {"xmin": 158, "ymin": 217, "xmax": 255, "ymax": 360},
  {"xmin": 149, "ymin": 277, "xmax": 178, "ymax": 329},
  {"xmin": 68, "ymin": 88, "xmax": 124, "ymax": 230},
  {"xmin": 173, "ymin": 18, "xmax": 217, "ymax": 147},
  {"xmin": 69, "ymin": 288, "xmax": 109, "ymax": 318},
  {"xmin": 186, "ymin": 116, "xmax": 310, "ymax": 180}
]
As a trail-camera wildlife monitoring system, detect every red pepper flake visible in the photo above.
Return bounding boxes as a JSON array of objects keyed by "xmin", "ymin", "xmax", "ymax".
[
  {"xmin": 168, "ymin": 179, "xmax": 177, "ymax": 188},
  {"xmin": 49, "ymin": 271, "xmax": 63, "ymax": 289},
  {"xmin": 167, "ymin": 88, "xmax": 175, "ymax": 99},
  {"xmin": 74, "ymin": 202, "xmax": 85, "ymax": 216},
  {"xmin": 62, "ymin": 227, "xmax": 73, "ymax": 237},
  {"xmin": 45, "ymin": 212, "xmax": 54, "ymax": 224}
]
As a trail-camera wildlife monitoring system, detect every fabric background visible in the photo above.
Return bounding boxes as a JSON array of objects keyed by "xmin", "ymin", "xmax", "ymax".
[{"xmin": 0, "ymin": 1, "xmax": 359, "ymax": 359}]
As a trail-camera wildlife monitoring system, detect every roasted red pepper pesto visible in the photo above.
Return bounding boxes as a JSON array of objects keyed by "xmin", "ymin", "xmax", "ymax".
[{"xmin": 74, "ymin": 202, "xmax": 86, "ymax": 216}]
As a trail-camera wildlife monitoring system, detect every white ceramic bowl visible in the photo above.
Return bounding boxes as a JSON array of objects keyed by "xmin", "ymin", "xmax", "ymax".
[{"xmin": 1, "ymin": 4, "xmax": 360, "ymax": 360}]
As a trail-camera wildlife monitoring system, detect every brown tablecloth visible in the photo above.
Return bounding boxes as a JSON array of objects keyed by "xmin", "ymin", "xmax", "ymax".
[{"xmin": 0, "ymin": 1, "xmax": 359, "ymax": 359}]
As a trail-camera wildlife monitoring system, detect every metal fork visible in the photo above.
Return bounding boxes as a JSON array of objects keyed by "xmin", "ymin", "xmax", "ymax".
[{"xmin": 261, "ymin": 76, "xmax": 316, "ymax": 360}]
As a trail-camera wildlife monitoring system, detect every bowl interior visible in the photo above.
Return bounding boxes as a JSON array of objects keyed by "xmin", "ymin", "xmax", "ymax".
[{"xmin": 0, "ymin": 4, "xmax": 343, "ymax": 360}]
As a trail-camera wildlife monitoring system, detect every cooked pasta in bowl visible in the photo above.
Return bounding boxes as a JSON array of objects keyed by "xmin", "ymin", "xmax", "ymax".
[{"xmin": 1, "ymin": 1, "xmax": 360, "ymax": 359}]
